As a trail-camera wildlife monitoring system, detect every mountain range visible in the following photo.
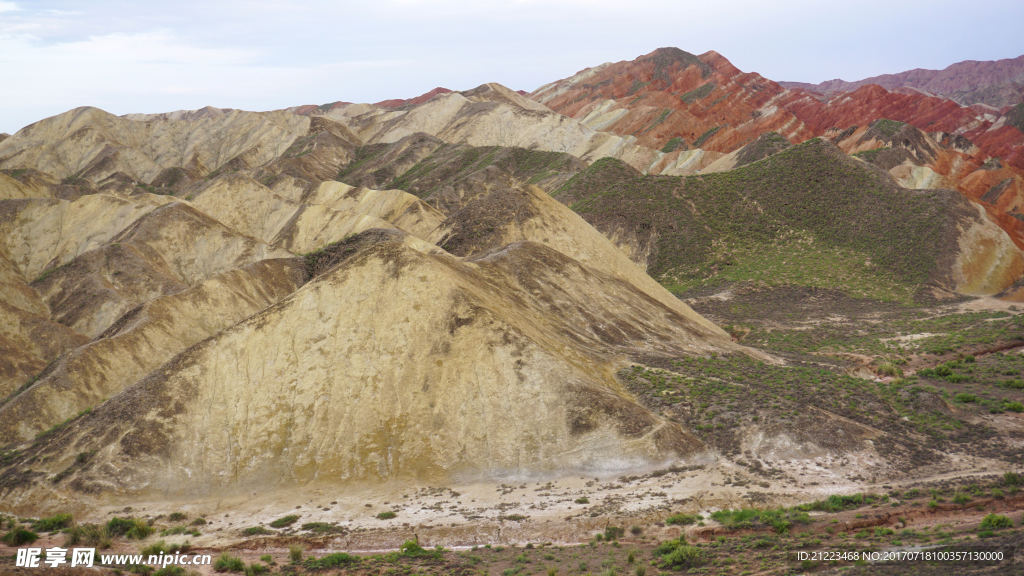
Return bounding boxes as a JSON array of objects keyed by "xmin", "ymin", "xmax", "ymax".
[{"xmin": 1, "ymin": 48, "xmax": 1023, "ymax": 549}]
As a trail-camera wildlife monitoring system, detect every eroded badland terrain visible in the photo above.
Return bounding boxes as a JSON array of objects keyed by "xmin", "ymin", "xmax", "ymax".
[{"xmin": 5, "ymin": 48, "xmax": 1024, "ymax": 575}]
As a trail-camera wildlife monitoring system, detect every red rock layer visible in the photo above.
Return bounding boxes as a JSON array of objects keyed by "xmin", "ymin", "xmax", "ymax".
[{"xmin": 531, "ymin": 48, "xmax": 1024, "ymax": 247}]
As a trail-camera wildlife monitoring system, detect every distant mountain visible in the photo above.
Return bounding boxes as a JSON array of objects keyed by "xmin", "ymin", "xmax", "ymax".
[
  {"xmin": 780, "ymin": 54, "xmax": 1024, "ymax": 109},
  {"xmin": 529, "ymin": 48, "xmax": 1024, "ymax": 249}
]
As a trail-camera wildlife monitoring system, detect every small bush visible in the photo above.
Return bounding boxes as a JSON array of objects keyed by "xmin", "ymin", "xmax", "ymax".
[
  {"xmin": 268, "ymin": 515, "xmax": 299, "ymax": 528},
  {"xmin": 140, "ymin": 540, "xmax": 170, "ymax": 556},
  {"xmin": 32, "ymin": 513, "xmax": 73, "ymax": 532},
  {"xmin": 665, "ymin": 513, "xmax": 702, "ymax": 526},
  {"xmin": 653, "ymin": 538, "xmax": 706, "ymax": 570},
  {"xmin": 954, "ymin": 393, "xmax": 978, "ymax": 403},
  {"xmin": 190, "ymin": 518, "xmax": 207, "ymax": 526},
  {"xmin": 575, "ymin": 497, "xmax": 589, "ymax": 504},
  {"xmin": 168, "ymin": 512, "xmax": 187, "ymax": 522},
  {"xmin": 1005, "ymin": 472, "xmax": 1021, "ymax": 486},
  {"xmin": 242, "ymin": 526, "xmax": 273, "ymax": 536},
  {"xmin": 877, "ymin": 362, "xmax": 902, "ymax": 377},
  {"xmin": 393, "ymin": 540, "xmax": 444, "ymax": 560},
  {"xmin": 979, "ymin": 514, "xmax": 1013, "ymax": 530},
  {"xmin": 1, "ymin": 527, "xmax": 39, "ymax": 546},
  {"xmin": 604, "ymin": 526, "xmax": 625, "ymax": 541},
  {"xmin": 213, "ymin": 552, "xmax": 245, "ymax": 572},
  {"xmin": 289, "ymin": 545, "xmax": 303, "ymax": 563},
  {"xmin": 630, "ymin": 525, "xmax": 642, "ymax": 535},
  {"xmin": 952, "ymin": 493, "xmax": 971, "ymax": 505},
  {"xmin": 81, "ymin": 524, "xmax": 113, "ymax": 548},
  {"xmin": 106, "ymin": 517, "xmax": 135, "ymax": 536},
  {"xmin": 376, "ymin": 511, "xmax": 397, "ymax": 520}
]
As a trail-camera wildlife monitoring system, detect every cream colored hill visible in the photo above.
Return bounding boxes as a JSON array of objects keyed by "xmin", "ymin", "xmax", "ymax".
[
  {"xmin": 460, "ymin": 83, "xmax": 553, "ymax": 112},
  {"xmin": 428, "ymin": 184, "xmax": 733, "ymax": 337},
  {"xmin": 0, "ymin": 171, "xmax": 40, "ymax": 200},
  {"xmin": 31, "ymin": 202, "xmax": 291, "ymax": 338},
  {"xmin": 0, "ymin": 230, "xmax": 736, "ymax": 508},
  {"xmin": 0, "ymin": 192, "xmax": 177, "ymax": 281},
  {"xmin": 322, "ymin": 86, "xmax": 689, "ymax": 174},
  {"xmin": 0, "ymin": 107, "xmax": 311, "ymax": 183},
  {"xmin": 0, "ymin": 258, "xmax": 305, "ymax": 445},
  {"xmin": 189, "ymin": 175, "xmax": 444, "ymax": 252},
  {"xmin": 0, "ymin": 250, "xmax": 88, "ymax": 396}
]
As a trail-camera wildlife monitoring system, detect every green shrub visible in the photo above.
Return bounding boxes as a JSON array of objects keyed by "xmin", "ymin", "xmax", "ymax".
[
  {"xmin": 665, "ymin": 513, "xmax": 702, "ymax": 526},
  {"xmin": 242, "ymin": 526, "xmax": 273, "ymax": 536},
  {"xmin": 1005, "ymin": 472, "xmax": 1021, "ymax": 486},
  {"xmin": 268, "ymin": 514, "xmax": 299, "ymax": 528},
  {"xmin": 1, "ymin": 527, "xmax": 38, "ymax": 546},
  {"xmin": 190, "ymin": 518, "xmax": 207, "ymax": 526},
  {"xmin": 653, "ymin": 538, "xmax": 706, "ymax": 570},
  {"xmin": 979, "ymin": 514, "xmax": 1013, "ymax": 530},
  {"xmin": 954, "ymin": 393, "xmax": 977, "ymax": 403},
  {"xmin": 168, "ymin": 513, "xmax": 187, "ymax": 522},
  {"xmin": 80, "ymin": 524, "xmax": 113, "ymax": 548},
  {"xmin": 376, "ymin": 511, "xmax": 397, "ymax": 520},
  {"xmin": 604, "ymin": 526, "xmax": 625, "ymax": 541},
  {"xmin": 575, "ymin": 497, "xmax": 589, "ymax": 504},
  {"xmin": 213, "ymin": 552, "xmax": 245, "ymax": 572},
  {"xmin": 32, "ymin": 513, "xmax": 73, "ymax": 532},
  {"xmin": 877, "ymin": 362, "xmax": 902, "ymax": 377},
  {"xmin": 140, "ymin": 540, "xmax": 170, "ymax": 556},
  {"xmin": 952, "ymin": 493, "xmax": 971, "ymax": 505},
  {"xmin": 103, "ymin": 517, "xmax": 153, "ymax": 540},
  {"xmin": 391, "ymin": 539, "xmax": 444, "ymax": 560},
  {"xmin": 106, "ymin": 517, "xmax": 137, "ymax": 536},
  {"xmin": 289, "ymin": 545, "xmax": 303, "ymax": 563}
]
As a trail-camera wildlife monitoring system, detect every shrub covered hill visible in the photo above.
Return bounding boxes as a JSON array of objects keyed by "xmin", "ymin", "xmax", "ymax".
[{"xmin": 554, "ymin": 137, "xmax": 1022, "ymax": 303}]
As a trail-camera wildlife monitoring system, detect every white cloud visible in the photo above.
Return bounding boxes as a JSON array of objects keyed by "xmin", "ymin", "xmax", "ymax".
[{"xmin": 0, "ymin": 1, "xmax": 20, "ymax": 12}]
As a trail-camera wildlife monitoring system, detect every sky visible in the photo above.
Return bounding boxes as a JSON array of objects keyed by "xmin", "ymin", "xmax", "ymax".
[{"xmin": 1, "ymin": 0, "xmax": 1023, "ymax": 133}]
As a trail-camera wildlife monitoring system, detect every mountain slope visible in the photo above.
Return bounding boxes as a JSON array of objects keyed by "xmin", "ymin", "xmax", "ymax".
[
  {"xmin": 0, "ymin": 230, "xmax": 741, "ymax": 507},
  {"xmin": 780, "ymin": 54, "xmax": 1024, "ymax": 108},
  {"xmin": 554, "ymin": 138, "xmax": 1022, "ymax": 300}
]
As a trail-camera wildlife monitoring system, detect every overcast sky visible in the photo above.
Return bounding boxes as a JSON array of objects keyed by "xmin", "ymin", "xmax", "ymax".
[{"xmin": 1, "ymin": 0, "xmax": 1022, "ymax": 133}]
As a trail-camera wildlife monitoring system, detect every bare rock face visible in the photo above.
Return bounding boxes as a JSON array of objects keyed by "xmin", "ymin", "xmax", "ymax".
[
  {"xmin": 0, "ymin": 259, "xmax": 306, "ymax": 445},
  {"xmin": 0, "ymin": 230, "xmax": 733, "ymax": 507}
]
